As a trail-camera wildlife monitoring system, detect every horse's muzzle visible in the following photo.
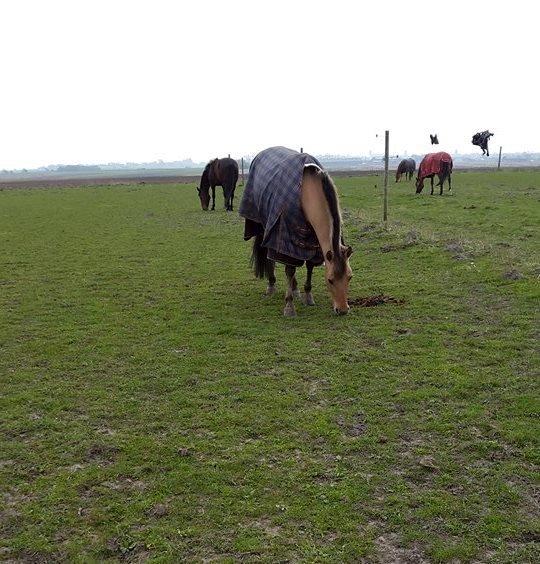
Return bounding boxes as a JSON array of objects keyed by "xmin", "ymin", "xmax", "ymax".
[{"xmin": 334, "ymin": 306, "xmax": 350, "ymax": 316}]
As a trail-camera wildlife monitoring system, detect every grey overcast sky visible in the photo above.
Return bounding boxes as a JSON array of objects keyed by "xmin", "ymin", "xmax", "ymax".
[{"xmin": 1, "ymin": 0, "xmax": 538, "ymax": 169}]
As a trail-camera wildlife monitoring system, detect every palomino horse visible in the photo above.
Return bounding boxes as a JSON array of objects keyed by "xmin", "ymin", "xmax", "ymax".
[
  {"xmin": 416, "ymin": 152, "xmax": 453, "ymax": 195},
  {"xmin": 239, "ymin": 146, "xmax": 353, "ymax": 317},
  {"xmin": 395, "ymin": 158, "xmax": 416, "ymax": 182},
  {"xmin": 197, "ymin": 157, "xmax": 239, "ymax": 211}
]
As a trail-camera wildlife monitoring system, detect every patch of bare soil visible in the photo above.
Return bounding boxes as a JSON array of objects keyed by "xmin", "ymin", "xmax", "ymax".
[
  {"xmin": 337, "ymin": 413, "xmax": 368, "ymax": 437},
  {"xmin": 374, "ymin": 533, "xmax": 429, "ymax": 563},
  {"xmin": 502, "ymin": 268, "xmax": 524, "ymax": 280},
  {"xmin": 2, "ymin": 548, "xmax": 67, "ymax": 563},
  {"xmin": 101, "ymin": 476, "xmax": 146, "ymax": 492},
  {"xmin": 85, "ymin": 443, "xmax": 120, "ymax": 466},
  {"xmin": 250, "ymin": 518, "xmax": 282, "ymax": 537},
  {"xmin": 349, "ymin": 295, "xmax": 405, "ymax": 307},
  {"xmin": 381, "ymin": 231, "xmax": 420, "ymax": 252},
  {"xmin": 444, "ymin": 240, "xmax": 475, "ymax": 261},
  {"xmin": 146, "ymin": 503, "xmax": 169, "ymax": 518},
  {"xmin": 104, "ymin": 537, "xmax": 150, "ymax": 562}
]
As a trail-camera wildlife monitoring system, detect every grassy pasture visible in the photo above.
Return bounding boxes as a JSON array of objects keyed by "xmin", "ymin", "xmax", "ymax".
[{"xmin": 0, "ymin": 171, "xmax": 538, "ymax": 562}]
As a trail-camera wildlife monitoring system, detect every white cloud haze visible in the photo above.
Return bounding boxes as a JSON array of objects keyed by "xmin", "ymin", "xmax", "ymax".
[{"xmin": 1, "ymin": 0, "xmax": 538, "ymax": 169}]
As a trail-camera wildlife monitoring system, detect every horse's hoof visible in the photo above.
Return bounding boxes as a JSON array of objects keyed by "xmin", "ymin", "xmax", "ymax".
[
  {"xmin": 283, "ymin": 305, "xmax": 297, "ymax": 317},
  {"xmin": 265, "ymin": 286, "xmax": 276, "ymax": 296},
  {"xmin": 303, "ymin": 293, "xmax": 315, "ymax": 306}
]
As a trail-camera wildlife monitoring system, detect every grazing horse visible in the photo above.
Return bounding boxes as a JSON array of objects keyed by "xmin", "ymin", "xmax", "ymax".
[
  {"xmin": 416, "ymin": 152, "xmax": 453, "ymax": 195},
  {"xmin": 395, "ymin": 158, "xmax": 416, "ymax": 182},
  {"xmin": 239, "ymin": 146, "xmax": 353, "ymax": 317},
  {"xmin": 197, "ymin": 157, "xmax": 239, "ymax": 211}
]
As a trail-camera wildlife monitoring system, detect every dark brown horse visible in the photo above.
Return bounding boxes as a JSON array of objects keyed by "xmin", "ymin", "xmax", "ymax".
[
  {"xmin": 395, "ymin": 158, "xmax": 416, "ymax": 182},
  {"xmin": 416, "ymin": 152, "xmax": 453, "ymax": 195},
  {"xmin": 197, "ymin": 158, "xmax": 239, "ymax": 211}
]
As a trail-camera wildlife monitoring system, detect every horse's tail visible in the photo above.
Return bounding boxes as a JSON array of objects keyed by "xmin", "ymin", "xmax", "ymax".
[
  {"xmin": 437, "ymin": 161, "xmax": 452, "ymax": 186},
  {"xmin": 251, "ymin": 232, "xmax": 271, "ymax": 279}
]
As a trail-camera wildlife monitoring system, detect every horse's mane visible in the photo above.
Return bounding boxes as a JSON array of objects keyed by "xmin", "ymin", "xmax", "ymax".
[
  {"xmin": 203, "ymin": 158, "xmax": 218, "ymax": 174},
  {"xmin": 201, "ymin": 159, "xmax": 218, "ymax": 187},
  {"xmin": 307, "ymin": 166, "xmax": 347, "ymax": 278}
]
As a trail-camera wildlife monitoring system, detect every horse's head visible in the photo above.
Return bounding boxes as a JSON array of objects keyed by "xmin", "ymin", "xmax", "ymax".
[
  {"xmin": 324, "ymin": 244, "xmax": 353, "ymax": 315},
  {"xmin": 197, "ymin": 185, "xmax": 210, "ymax": 210},
  {"xmin": 198, "ymin": 165, "xmax": 211, "ymax": 210},
  {"xmin": 415, "ymin": 177, "xmax": 424, "ymax": 193}
]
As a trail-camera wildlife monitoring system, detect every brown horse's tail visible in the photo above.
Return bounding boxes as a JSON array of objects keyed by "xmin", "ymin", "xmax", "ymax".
[{"xmin": 251, "ymin": 232, "xmax": 271, "ymax": 279}]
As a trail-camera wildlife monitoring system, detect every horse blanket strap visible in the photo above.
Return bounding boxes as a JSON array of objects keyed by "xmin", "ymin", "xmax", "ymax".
[
  {"xmin": 239, "ymin": 146, "xmax": 324, "ymax": 267},
  {"xmin": 418, "ymin": 152, "xmax": 453, "ymax": 180}
]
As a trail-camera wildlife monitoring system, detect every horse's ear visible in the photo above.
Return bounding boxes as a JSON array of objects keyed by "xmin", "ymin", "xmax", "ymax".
[
  {"xmin": 326, "ymin": 250, "xmax": 333, "ymax": 262},
  {"xmin": 345, "ymin": 245, "xmax": 353, "ymax": 258}
]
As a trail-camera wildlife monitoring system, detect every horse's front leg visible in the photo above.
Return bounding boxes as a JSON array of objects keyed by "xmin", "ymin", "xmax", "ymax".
[
  {"xmin": 266, "ymin": 261, "xmax": 276, "ymax": 296},
  {"xmin": 211, "ymin": 186, "xmax": 216, "ymax": 210},
  {"xmin": 303, "ymin": 262, "xmax": 316, "ymax": 306},
  {"xmin": 284, "ymin": 265, "xmax": 297, "ymax": 317}
]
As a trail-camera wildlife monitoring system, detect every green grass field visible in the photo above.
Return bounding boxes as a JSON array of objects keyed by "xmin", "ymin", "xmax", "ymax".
[{"xmin": 1, "ymin": 171, "xmax": 538, "ymax": 562}]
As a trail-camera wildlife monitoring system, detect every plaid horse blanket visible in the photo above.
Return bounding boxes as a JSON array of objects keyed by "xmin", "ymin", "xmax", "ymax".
[
  {"xmin": 418, "ymin": 152, "xmax": 453, "ymax": 180},
  {"xmin": 239, "ymin": 146, "xmax": 324, "ymax": 267}
]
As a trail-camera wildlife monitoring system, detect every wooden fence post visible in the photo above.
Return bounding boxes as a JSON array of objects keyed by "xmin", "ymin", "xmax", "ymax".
[
  {"xmin": 383, "ymin": 130, "xmax": 389, "ymax": 227},
  {"xmin": 300, "ymin": 147, "xmax": 303, "ymax": 153},
  {"xmin": 497, "ymin": 146, "xmax": 502, "ymax": 170}
]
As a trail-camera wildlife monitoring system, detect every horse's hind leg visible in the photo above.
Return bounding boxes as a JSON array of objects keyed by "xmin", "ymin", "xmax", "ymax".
[
  {"xmin": 266, "ymin": 261, "xmax": 276, "ymax": 296},
  {"xmin": 430, "ymin": 176, "xmax": 434, "ymax": 195},
  {"xmin": 222, "ymin": 187, "xmax": 229, "ymax": 211},
  {"xmin": 211, "ymin": 186, "xmax": 216, "ymax": 210},
  {"xmin": 435, "ymin": 174, "xmax": 442, "ymax": 195},
  {"xmin": 223, "ymin": 184, "xmax": 235, "ymax": 211},
  {"xmin": 284, "ymin": 265, "xmax": 297, "ymax": 317},
  {"xmin": 303, "ymin": 262, "xmax": 316, "ymax": 306},
  {"xmin": 448, "ymin": 173, "xmax": 452, "ymax": 192}
]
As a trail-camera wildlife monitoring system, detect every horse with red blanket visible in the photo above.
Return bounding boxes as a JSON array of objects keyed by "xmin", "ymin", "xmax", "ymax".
[{"xmin": 416, "ymin": 152, "xmax": 453, "ymax": 195}]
